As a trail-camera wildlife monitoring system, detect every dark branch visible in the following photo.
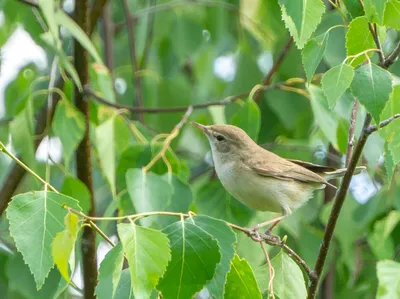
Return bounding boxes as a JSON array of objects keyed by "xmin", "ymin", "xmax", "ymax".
[
  {"xmin": 74, "ymin": 0, "xmax": 97, "ymax": 298},
  {"xmin": 254, "ymin": 37, "xmax": 293, "ymax": 103},
  {"xmin": 307, "ymin": 114, "xmax": 373, "ymax": 298},
  {"xmin": 0, "ymin": 0, "xmax": 108, "ymax": 216},
  {"xmin": 384, "ymin": 41, "xmax": 400, "ymax": 68},
  {"xmin": 346, "ymin": 100, "xmax": 358, "ymax": 166},
  {"xmin": 368, "ymin": 23, "xmax": 385, "ymax": 66},
  {"xmin": 89, "ymin": 0, "xmax": 108, "ymax": 35},
  {"xmin": 84, "ymin": 82, "xmax": 285, "ymax": 113},
  {"xmin": 122, "ymin": 0, "xmax": 144, "ymax": 122},
  {"xmin": 140, "ymin": 0, "xmax": 157, "ymax": 69},
  {"xmin": 365, "ymin": 114, "xmax": 400, "ymax": 134}
]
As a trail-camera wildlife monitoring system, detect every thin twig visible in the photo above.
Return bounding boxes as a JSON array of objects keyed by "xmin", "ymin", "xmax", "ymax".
[
  {"xmin": 143, "ymin": 106, "xmax": 193, "ymax": 172},
  {"xmin": 254, "ymin": 37, "xmax": 293, "ymax": 103},
  {"xmin": 0, "ymin": 0, "xmax": 109, "ymax": 216},
  {"xmin": 384, "ymin": 41, "xmax": 400, "ymax": 68},
  {"xmin": 89, "ymin": 0, "xmax": 108, "ymax": 35},
  {"xmin": 0, "ymin": 141, "xmax": 58, "ymax": 192},
  {"xmin": 263, "ymin": 38, "xmax": 293, "ymax": 86},
  {"xmin": 260, "ymin": 242, "xmax": 275, "ymax": 299},
  {"xmin": 68, "ymin": 205, "xmax": 313, "ymax": 282},
  {"xmin": 89, "ymin": 220, "xmax": 115, "ymax": 247},
  {"xmin": 368, "ymin": 23, "xmax": 385, "ymax": 66},
  {"xmin": 121, "ymin": 0, "xmax": 143, "ymax": 122},
  {"xmin": 84, "ymin": 82, "xmax": 288, "ymax": 113},
  {"xmin": 364, "ymin": 114, "xmax": 400, "ymax": 134},
  {"xmin": 140, "ymin": 0, "xmax": 157, "ymax": 69},
  {"xmin": 346, "ymin": 100, "xmax": 358, "ymax": 166}
]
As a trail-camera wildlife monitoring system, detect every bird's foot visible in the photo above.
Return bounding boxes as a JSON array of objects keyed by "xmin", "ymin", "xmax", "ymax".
[{"xmin": 246, "ymin": 228, "xmax": 281, "ymax": 245}]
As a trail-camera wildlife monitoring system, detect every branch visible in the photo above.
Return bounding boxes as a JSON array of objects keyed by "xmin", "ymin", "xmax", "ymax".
[
  {"xmin": 253, "ymin": 37, "xmax": 293, "ymax": 103},
  {"xmin": 307, "ymin": 114, "xmax": 373, "ymax": 298},
  {"xmin": 69, "ymin": 206, "xmax": 313, "ymax": 282},
  {"xmin": 74, "ymin": 1, "xmax": 97, "ymax": 298},
  {"xmin": 346, "ymin": 100, "xmax": 358, "ymax": 166},
  {"xmin": 368, "ymin": 23, "xmax": 385, "ymax": 66},
  {"xmin": 0, "ymin": 0, "xmax": 108, "ymax": 216},
  {"xmin": 84, "ymin": 82, "xmax": 288, "ymax": 113},
  {"xmin": 122, "ymin": 0, "xmax": 144, "ymax": 122},
  {"xmin": 102, "ymin": 3, "xmax": 115, "ymax": 70},
  {"xmin": 140, "ymin": 0, "xmax": 157, "ymax": 69},
  {"xmin": 89, "ymin": 0, "xmax": 108, "ymax": 35},
  {"xmin": 143, "ymin": 106, "xmax": 193, "ymax": 172},
  {"xmin": 263, "ymin": 37, "xmax": 294, "ymax": 86},
  {"xmin": 384, "ymin": 41, "xmax": 400, "ymax": 68},
  {"xmin": 364, "ymin": 114, "xmax": 400, "ymax": 134}
]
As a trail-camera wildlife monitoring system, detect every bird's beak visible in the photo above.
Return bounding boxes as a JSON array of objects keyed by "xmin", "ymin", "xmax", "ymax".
[{"xmin": 190, "ymin": 122, "xmax": 209, "ymax": 134}]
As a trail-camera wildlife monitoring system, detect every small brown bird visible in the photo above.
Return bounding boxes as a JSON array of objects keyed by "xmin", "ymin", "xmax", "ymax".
[{"xmin": 191, "ymin": 122, "xmax": 365, "ymax": 234}]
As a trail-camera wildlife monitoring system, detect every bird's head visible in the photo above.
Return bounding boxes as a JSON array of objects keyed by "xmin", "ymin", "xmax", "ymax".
[{"xmin": 190, "ymin": 122, "xmax": 255, "ymax": 157}]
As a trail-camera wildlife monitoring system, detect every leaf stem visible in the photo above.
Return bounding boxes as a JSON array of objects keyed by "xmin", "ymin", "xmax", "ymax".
[
  {"xmin": 0, "ymin": 141, "xmax": 58, "ymax": 193},
  {"xmin": 142, "ymin": 106, "xmax": 193, "ymax": 172}
]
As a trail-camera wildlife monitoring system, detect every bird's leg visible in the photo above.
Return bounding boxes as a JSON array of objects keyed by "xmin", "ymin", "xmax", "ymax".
[{"xmin": 264, "ymin": 207, "xmax": 291, "ymax": 235}]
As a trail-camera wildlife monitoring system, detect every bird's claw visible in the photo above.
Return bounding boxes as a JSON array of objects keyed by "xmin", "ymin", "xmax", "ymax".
[{"xmin": 246, "ymin": 228, "xmax": 281, "ymax": 245}]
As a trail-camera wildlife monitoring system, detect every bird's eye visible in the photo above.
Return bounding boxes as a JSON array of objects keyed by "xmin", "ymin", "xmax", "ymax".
[{"xmin": 215, "ymin": 135, "xmax": 225, "ymax": 142}]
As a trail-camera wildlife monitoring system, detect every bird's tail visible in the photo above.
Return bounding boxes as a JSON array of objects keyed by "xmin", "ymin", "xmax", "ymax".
[{"xmin": 323, "ymin": 166, "xmax": 366, "ymax": 181}]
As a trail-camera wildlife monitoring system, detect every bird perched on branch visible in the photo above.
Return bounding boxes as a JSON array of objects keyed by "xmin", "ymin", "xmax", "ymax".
[{"xmin": 191, "ymin": 122, "xmax": 365, "ymax": 238}]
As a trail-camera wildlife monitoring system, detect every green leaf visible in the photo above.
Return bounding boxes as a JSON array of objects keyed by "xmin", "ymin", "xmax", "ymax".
[
  {"xmin": 52, "ymin": 213, "xmax": 79, "ymax": 283},
  {"xmin": 96, "ymin": 115, "xmax": 116, "ymax": 196},
  {"xmin": 376, "ymin": 260, "xmax": 400, "ymax": 299},
  {"xmin": 6, "ymin": 192, "xmax": 81, "ymax": 289},
  {"xmin": 368, "ymin": 217, "xmax": 394, "ymax": 259},
  {"xmin": 157, "ymin": 218, "xmax": 221, "ymax": 299},
  {"xmin": 346, "ymin": 16, "xmax": 376, "ymax": 67},
  {"xmin": 90, "ymin": 63, "xmax": 116, "ymax": 103},
  {"xmin": 55, "ymin": 10, "xmax": 103, "ymax": 64},
  {"xmin": 52, "ymin": 99, "xmax": 85, "ymax": 168},
  {"xmin": 342, "ymin": 0, "xmax": 364, "ymax": 18},
  {"xmin": 364, "ymin": 0, "xmax": 387, "ymax": 24},
  {"xmin": 126, "ymin": 168, "xmax": 173, "ymax": 227},
  {"xmin": 224, "ymin": 254, "xmax": 261, "ymax": 299},
  {"xmin": 308, "ymin": 84, "xmax": 338, "ymax": 146},
  {"xmin": 255, "ymin": 251, "xmax": 307, "ymax": 299},
  {"xmin": 225, "ymin": 98, "xmax": 261, "ymax": 142},
  {"xmin": 118, "ymin": 223, "xmax": 171, "ymax": 299},
  {"xmin": 40, "ymin": 32, "xmax": 82, "ymax": 91},
  {"xmin": 10, "ymin": 102, "xmax": 35, "ymax": 163},
  {"xmin": 158, "ymin": 174, "xmax": 193, "ymax": 227},
  {"xmin": 321, "ymin": 64, "xmax": 355, "ymax": 108},
  {"xmin": 302, "ymin": 32, "xmax": 329, "ymax": 82},
  {"xmin": 383, "ymin": 210, "xmax": 400, "ymax": 238},
  {"xmin": 60, "ymin": 177, "xmax": 91, "ymax": 214},
  {"xmin": 114, "ymin": 269, "xmax": 134, "ymax": 299},
  {"xmin": 350, "ymin": 63, "xmax": 393, "ymax": 124},
  {"xmin": 95, "ymin": 243, "xmax": 126, "ymax": 299},
  {"xmin": 279, "ymin": 0, "xmax": 326, "ymax": 49},
  {"xmin": 195, "ymin": 180, "xmax": 254, "ymax": 227},
  {"xmin": 383, "ymin": 0, "xmax": 400, "ymax": 30},
  {"xmin": 190, "ymin": 216, "xmax": 237, "ymax": 299},
  {"xmin": 336, "ymin": 117, "xmax": 350, "ymax": 154},
  {"xmin": 37, "ymin": 0, "xmax": 59, "ymax": 43},
  {"xmin": 6, "ymin": 253, "xmax": 65, "ymax": 299}
]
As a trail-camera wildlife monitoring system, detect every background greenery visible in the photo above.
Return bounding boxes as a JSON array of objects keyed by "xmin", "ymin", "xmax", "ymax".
[{"xmin": 0, "ymin": 0, "xmax": 400, "ymax": 298}]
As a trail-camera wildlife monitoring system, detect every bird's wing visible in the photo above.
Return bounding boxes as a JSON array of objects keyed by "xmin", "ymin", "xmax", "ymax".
[
  {"xmin": 287, "ymin": 159, "xmax": 337, "ymax": 173},
  {"xmin": 247, "ymin": 154, "xmax": 337, "ymax": 189}
]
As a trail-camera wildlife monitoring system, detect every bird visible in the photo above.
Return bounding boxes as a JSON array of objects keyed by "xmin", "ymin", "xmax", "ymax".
[{"xmin": 191, "ymin": 122, "xmax": 365, "ymax": 237}]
